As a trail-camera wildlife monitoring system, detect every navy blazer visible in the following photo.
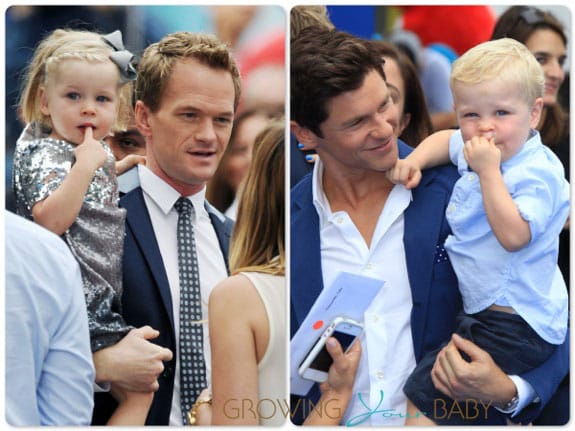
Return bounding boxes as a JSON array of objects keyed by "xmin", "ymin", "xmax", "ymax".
[
  {"xmin": 93, "ymin": 186, "xmax": 233, "ymax": 425},
  {"xmin": 290, "ymin": 140, "xmax": 568, "ymax": 425}
]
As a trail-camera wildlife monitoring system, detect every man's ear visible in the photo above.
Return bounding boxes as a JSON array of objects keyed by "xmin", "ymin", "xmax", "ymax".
[
  {"xmin": 134, "ymin": 100, "xmax": 152, "ymax": 138},
  {"xmin": 290, "ymin": 120, "xmax": 318, "ymax": 150}
]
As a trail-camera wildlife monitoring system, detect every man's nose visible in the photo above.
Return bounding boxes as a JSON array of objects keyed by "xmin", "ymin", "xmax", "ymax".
[
  {"xmin": 195, "ymin": 119, "xmax": 217, "ymax": 142},
  {"xmin": 371, "ymin": 110, "xmax": 396, "ymax": 138}
]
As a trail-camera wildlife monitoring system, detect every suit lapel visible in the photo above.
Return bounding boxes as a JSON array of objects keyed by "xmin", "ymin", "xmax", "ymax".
[
  {"xmin": 404, "ymin": 170, "xmax": 446, "ymax": 359},
  {"xmin": 290, "ymin": 179, "xmax": 324, "ymax": 329},
  {"xmin": 122, "ymin": 188, "xmax": 175, "ymax": 328}
]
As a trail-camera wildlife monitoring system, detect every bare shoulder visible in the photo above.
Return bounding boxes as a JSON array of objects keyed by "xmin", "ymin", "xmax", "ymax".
[{"xmin": 209, "ymin": 274, "xmax": 260, "ymax": 311}]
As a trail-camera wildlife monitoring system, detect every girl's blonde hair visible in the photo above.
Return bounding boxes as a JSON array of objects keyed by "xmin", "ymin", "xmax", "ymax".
[
  {"xmin": 228, "ymin": 117, "xmax": 285, "ymax": 276},
  {"xmin": 450, "ymin": 37, "xmax": 544, "ymax": 106},
  {"xmin": 19, "ymin": 28, "xmax": 134, "ymax": 133}
]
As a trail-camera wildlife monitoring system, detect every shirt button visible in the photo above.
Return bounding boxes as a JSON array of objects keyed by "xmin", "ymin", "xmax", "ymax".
[
  {"xmin": 371, "ymin": 314, "xmax": 379, "ymax": 323},
  {"xmin": 376, "ymin": 371, "xmax": 385, "ymax": 380},
  {"xmin": 365, "ymin": 263, "xmax": 373, "ymax": 270},
  {"xmin": 467, "ymin": 173, "xmax": 475, "ymax": 181},
  {"xmin": 336, "ymin": 216, "xmax": 344, "ymax": 224},
  {"xmin": 447, "ymin": 204, "xmax": 455, "ymax": 213}
]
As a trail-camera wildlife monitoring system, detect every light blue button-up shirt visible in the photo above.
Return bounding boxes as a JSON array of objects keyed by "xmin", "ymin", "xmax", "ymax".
[
  {"xmin": 445, "ymin": 130, "xmax": 569, "ymax": 344},
  {"xmin": 5, "ymin": 211, "xmax": 95, "ymax": 425}
]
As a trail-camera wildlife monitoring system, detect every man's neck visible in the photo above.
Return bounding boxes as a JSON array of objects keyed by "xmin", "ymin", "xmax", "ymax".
[
  {"xmin": 322, "ymin": 168, "xmax": 394, "ymax": 249},
  {"xmin": 322, "ymin": 168, "xmax": 393, "ymax": 210},
  {"xmin": 150, "ymin": 166, "xmax": 205, "ymax": 197}
]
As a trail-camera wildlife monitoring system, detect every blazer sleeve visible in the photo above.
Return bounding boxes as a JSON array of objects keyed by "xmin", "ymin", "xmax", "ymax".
[{"xmin": 513, "ymin": 326, "xmax": 569, "ymax": 424}]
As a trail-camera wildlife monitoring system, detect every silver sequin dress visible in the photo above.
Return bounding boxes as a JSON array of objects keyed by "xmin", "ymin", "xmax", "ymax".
[{"xmin": 13, "ymin": 124, "xmax": 131, "ymax": 352}]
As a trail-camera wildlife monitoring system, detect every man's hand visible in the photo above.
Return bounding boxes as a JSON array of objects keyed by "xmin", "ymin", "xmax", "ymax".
[
  {"xmin": 93, "ymin": 326, "xmax": 173, "ymax": 392},
  {"xmin": 74, "ymin": 127, "xmax": 108, "ymax": 173},
  {"xmin": 304, "ymin": 338, "xmax": 362, "ymax": 426},
  {"xmin": 385, "ymin": 159, "xmax": 422, "ymax": 189},
  {"xmin": 431, "ymin": 334, "xmax": 516, "ymax": 408},
  {"xmin": 319, "ymin": 337, "xmax": 361, "ymax": 397},
  {"xmin": 463, "ymin": 136, "xmax": 501, "ymax": 175}
]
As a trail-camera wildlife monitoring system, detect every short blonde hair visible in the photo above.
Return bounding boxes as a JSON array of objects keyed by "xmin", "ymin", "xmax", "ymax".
[
  {"xmin": 20, "ymin": 28, "xmax": 133, "ymax": 132},
  {"xmin": 450, "ymin": 38, "xmax": 544, "ymax": 105},
  {"xmin": 135, "ymin": 31, "xmax": 241, "ymax": 113}
]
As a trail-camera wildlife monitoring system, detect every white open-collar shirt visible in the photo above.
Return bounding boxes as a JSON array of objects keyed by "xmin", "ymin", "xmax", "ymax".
[{"xmin": 312, "ymin": 160, "xmax": 416, "ymax": 426}]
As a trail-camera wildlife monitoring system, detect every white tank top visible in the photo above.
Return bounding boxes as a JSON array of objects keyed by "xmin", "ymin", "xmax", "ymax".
[{"xmin": 241, "ymin": 272, "xmax": 287, "ymax": 426}]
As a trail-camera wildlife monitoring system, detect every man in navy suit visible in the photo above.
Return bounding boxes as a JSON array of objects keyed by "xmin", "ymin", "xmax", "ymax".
[
  {"xmin": 93, "ymin": 31, "xmax": 239, "ymax": 425},
  {"xmin": 290, "ymin": 27, "xmax": 568, "ymax": 426}
]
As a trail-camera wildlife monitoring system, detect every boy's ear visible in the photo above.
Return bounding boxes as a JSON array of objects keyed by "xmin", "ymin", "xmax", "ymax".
[
  {"xmin": 134, "ymin": 100, "xmax": 152, "ymax": 138},
  {"xmin": 290, "ymin": 120, "xmax": 318, "ymax": 150},
  {"xmin": 530, "ymin": 97, "xmax": 544, "ymax": 129}
]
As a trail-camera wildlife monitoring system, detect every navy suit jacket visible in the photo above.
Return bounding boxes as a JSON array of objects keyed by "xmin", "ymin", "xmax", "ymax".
[
  {"xmin": 93, "ymin": 186, "xmax": 233, "ymax": 425},
  {"xmin": 290, "ymin": 140, "xmax": 568, "ymax": 425}
]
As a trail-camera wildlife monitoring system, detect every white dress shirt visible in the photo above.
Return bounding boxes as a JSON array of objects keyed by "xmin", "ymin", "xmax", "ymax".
[
  {"xmin": 312, "ymin": 161, "xmax": 415, "ymax": 426},
  {"xmin": 138, "ymin": 165, "xmax": 228, "ymax": 425}
]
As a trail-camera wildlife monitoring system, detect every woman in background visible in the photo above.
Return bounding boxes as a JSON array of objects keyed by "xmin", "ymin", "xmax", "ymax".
[
  {"xmin": 370, "ymin": 39, "xmax": 434, "ymax": 147},
  {"xmin": 206, "ymin": 109, "xmax": 271, "ymax": 219}
]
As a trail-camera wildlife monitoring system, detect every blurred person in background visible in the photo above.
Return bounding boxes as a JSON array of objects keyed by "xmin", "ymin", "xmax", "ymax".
[
  {"xmin": 105, "ymin": 106, "xmax": 147, "ymax": 195},
  {"xmin": 399, "ymin": 5, "xmax": 496, "ymax": 57},
  {"xmin": 388, "ymin": 28, "xmax": 457, "ymax": 131},
  {"xmin": 206, "ymin": 110, "xmax": 273, "ymax": 219},
  {"xmin": 106, "ymin": 117, "xmax": 146, "ymax": 162},
  {"xmin": 370, "ymin": 39, "xmax": 433, "ymax": 147}
]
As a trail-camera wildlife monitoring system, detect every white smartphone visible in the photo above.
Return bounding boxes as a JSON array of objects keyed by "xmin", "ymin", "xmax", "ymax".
[{"xmin": 298, "ymin": 317, "xmax": 363, "ymax": 383}]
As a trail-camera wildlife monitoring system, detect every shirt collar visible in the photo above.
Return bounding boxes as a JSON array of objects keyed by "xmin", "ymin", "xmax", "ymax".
[
  {"xmin": 311, "ymin": 157, "xmax": 412, "ymax": 224},
  {"xmin": 311, "ymin": 158, "xmax": 331, "ymax": 223},
  {"xmin": 138, "ymin": 164, "xmax": 207, "ymax": 218},
  {"xmin": 502, "ymin": 128, "xmax": 542, "ymax": 170}
]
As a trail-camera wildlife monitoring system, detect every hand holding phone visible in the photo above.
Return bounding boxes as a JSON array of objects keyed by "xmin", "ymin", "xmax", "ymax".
[{"xmin": 298, "ymin": 317, "xmax": 363, "ymax": 383}]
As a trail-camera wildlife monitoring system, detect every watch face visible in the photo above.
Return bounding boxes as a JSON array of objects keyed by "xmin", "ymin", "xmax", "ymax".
[{"xmin": 505, "ymin": 396, "xmax": 519, "ymax": 411}]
